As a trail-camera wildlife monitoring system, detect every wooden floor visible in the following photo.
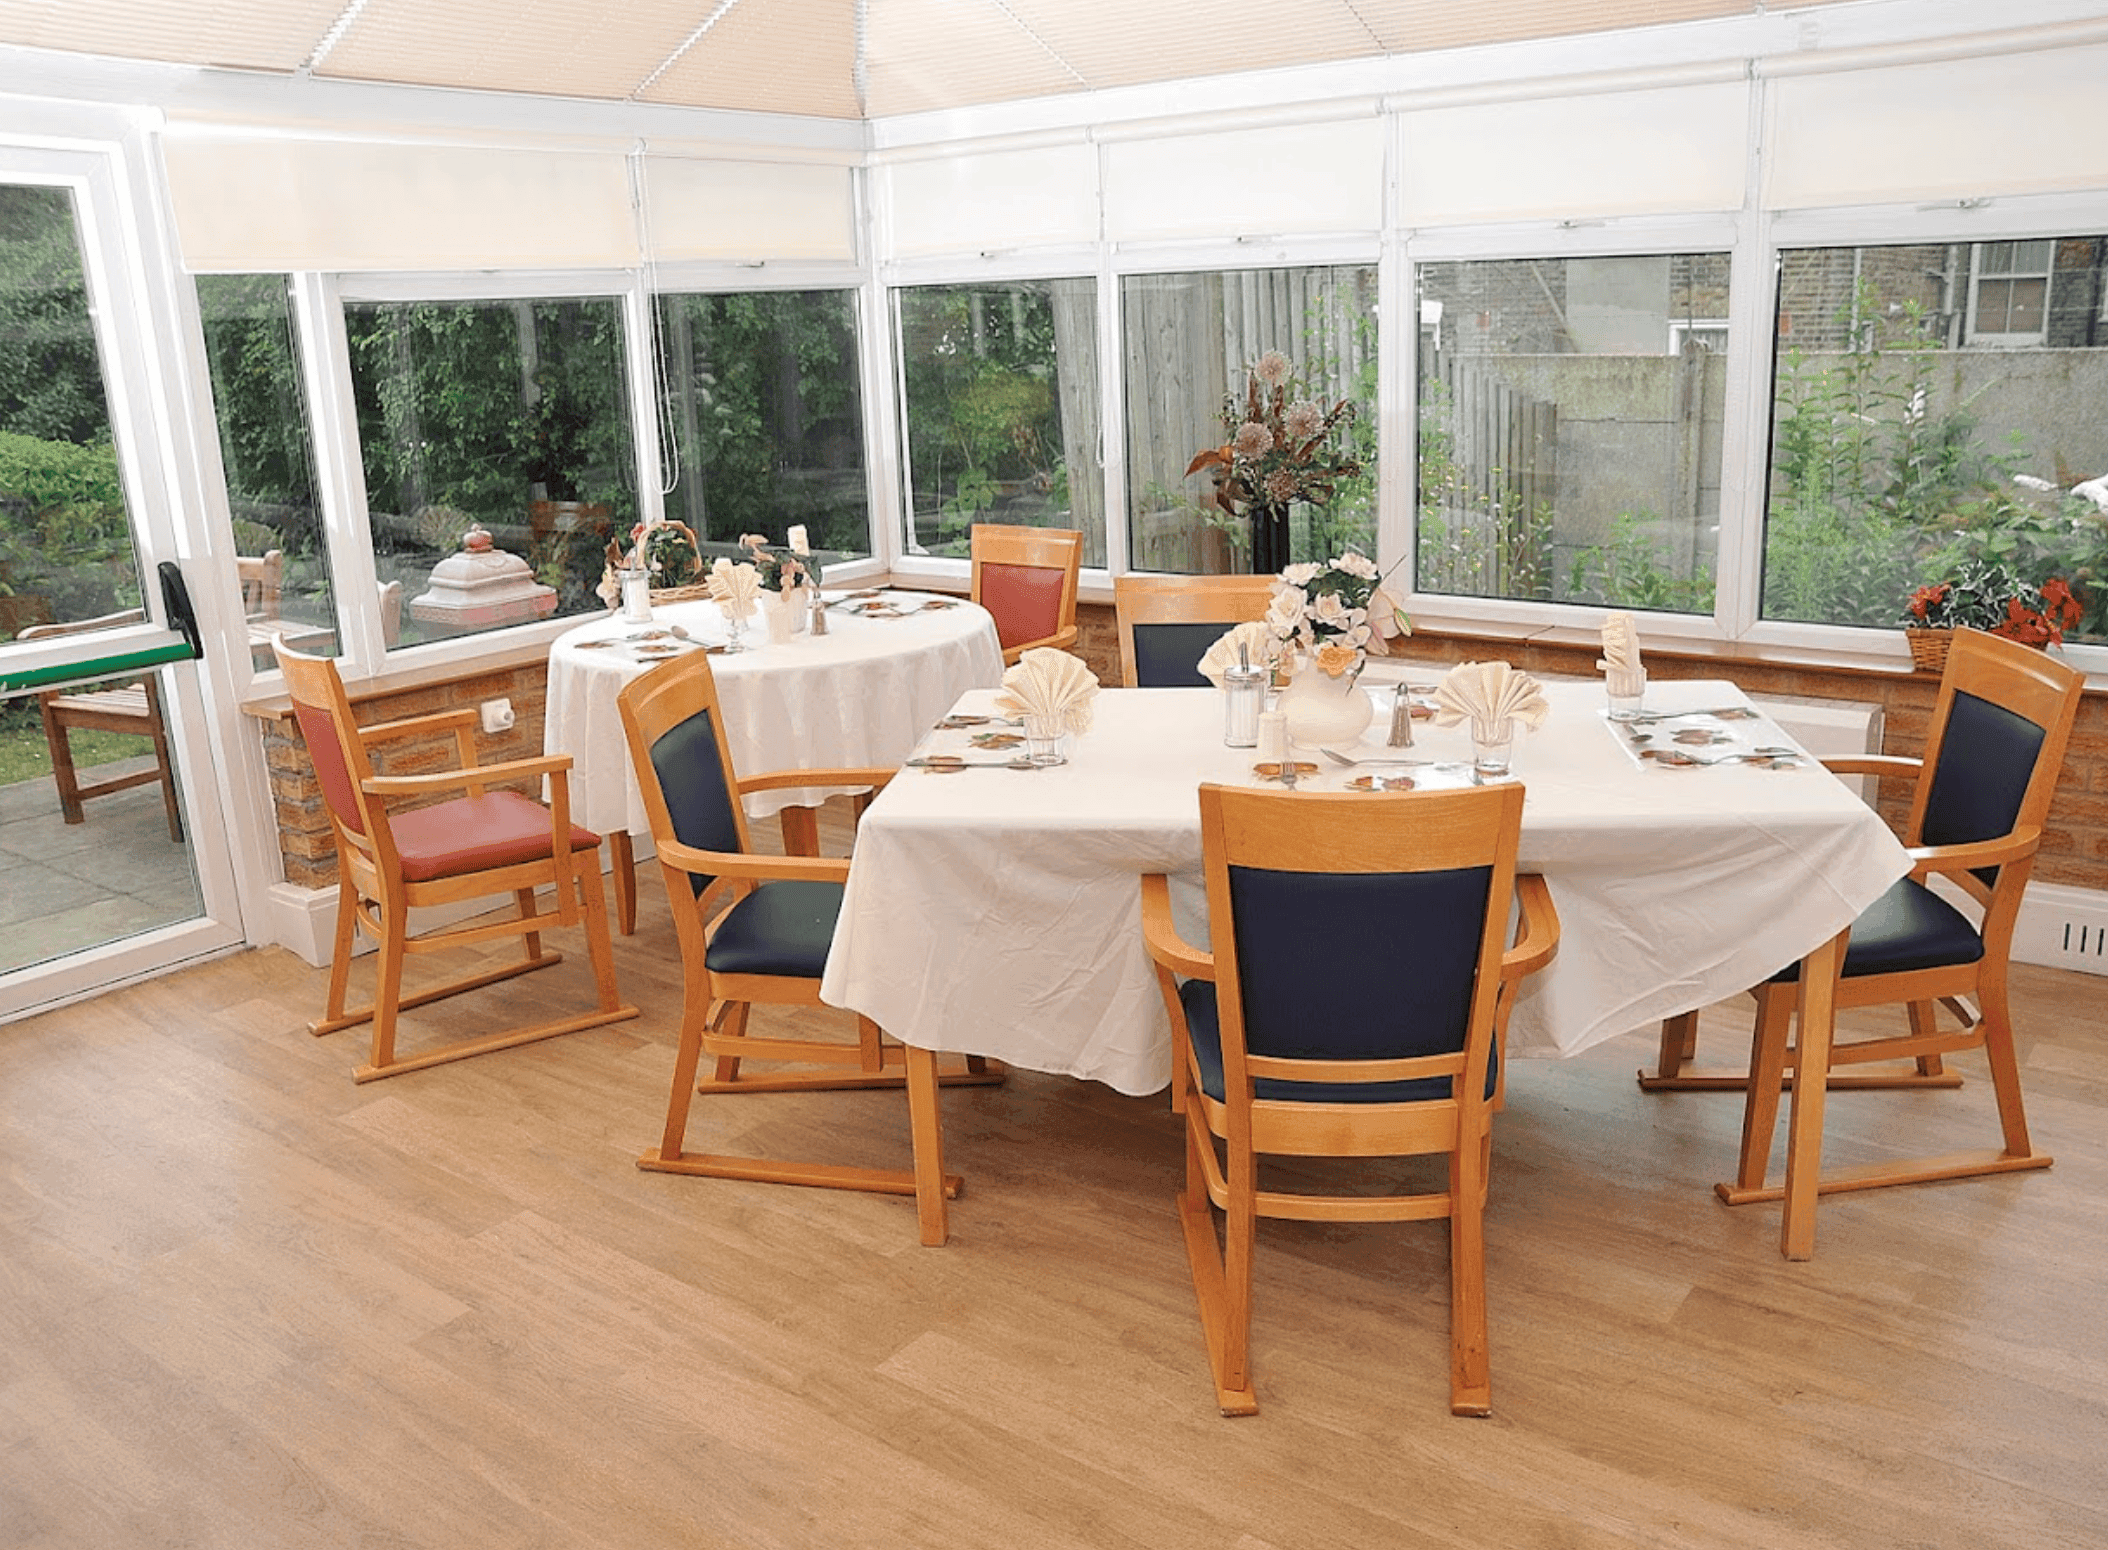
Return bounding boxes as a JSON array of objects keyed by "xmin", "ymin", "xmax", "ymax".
[{"xmin": 4, "ymin": 848, "xmax": 2106, "ymax": 1547}]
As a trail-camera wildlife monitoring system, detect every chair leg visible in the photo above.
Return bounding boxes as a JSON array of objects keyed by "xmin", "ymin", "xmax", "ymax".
[
  {"xmin": 367, "ymin": 895, "xmax": 411, "ymax": 1076},
  {"xmin": 40, "ymin": 699, "xmax": 86, "ymax": 824},
  {"xmin": 1177, "ymin": 1114, "xmax": 1258, "ymax": 1417},
  {"xmin": 904, "ymin": 1042, "xmax": 950, "ymax": 1247},
  {"xmin": 1718, "ymin": 988, "xmax": 1793, "ymax": 1201},
  {"xmin": 144, "ymin": 678, "xmax": 183, "ymax": 843},
  {"xmin": 648, "ymin": 997, "xmax": 712, "ymax": 1166},
  {"xmin": 313, "ymin": 873, "xmax": 360, "ymax": 1036},
  {"xmin": 1449, "ymin": 1131, "xmax": 1492, "ymax": 1418},
  {"xmin": 576, "ymin": 858, "xmax": 627, "ymax": 1015},
  {"xmin": 514, "ymin": 887, "xmax": 547, "ymax": 961},
  {"xmin": 609, "ymin": 830, "xmax": 638, "ymax": 937},
  {"xmin": 1977, "ymin": 978, "xmax": 2045, "ymax": 1164}
]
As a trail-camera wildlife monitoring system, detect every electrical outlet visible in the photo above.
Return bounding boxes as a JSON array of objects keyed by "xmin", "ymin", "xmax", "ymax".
[{"xmin": 479, "ymin": 698, "xmax": 515, "ymax": 734}]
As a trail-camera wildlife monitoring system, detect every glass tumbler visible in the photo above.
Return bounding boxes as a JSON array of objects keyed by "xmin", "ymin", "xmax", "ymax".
[{"xmin": 1022, "ymin": 713, "xmax": 1066, "ymax": 766}]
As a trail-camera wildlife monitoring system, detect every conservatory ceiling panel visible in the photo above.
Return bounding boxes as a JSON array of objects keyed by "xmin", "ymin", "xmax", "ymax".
[
  {"xmin": 861, "ymin": 0, "xmax": 1102, "ymax": 118},
  {"xmin": 313, "ymin": 0, "xmax": 704, "ymax": 102},
  {"xmin": 639, "ymin": 0, "xmax": 860, "ymax": 119},
  {"xmin": 1352, "ymin": 0, "xmax": 1750, "ymax": 53},
  {"xmin": 0, "ymin": 0, "xmax": 344, "ymax": 73},
  {"xmin": 998, "ymin": 0, "xmax": 1385, "ymax": 91}
]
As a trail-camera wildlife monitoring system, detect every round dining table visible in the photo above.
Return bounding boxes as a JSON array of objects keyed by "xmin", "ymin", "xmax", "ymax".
[{"xmin": 543, "ymin": 589, "xmax": 1006, "ymax": 931}]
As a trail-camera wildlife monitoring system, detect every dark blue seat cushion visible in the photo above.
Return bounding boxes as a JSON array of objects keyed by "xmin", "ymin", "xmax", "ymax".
[
  {"xmin": 1178, "ymin": 979, "xmax": 1496, "ymax": 1103},
  {"xmin": 705, "ymin": 879, "xmax": 844, "ymax": 979},
  {"xmin": 1768, "ymin": 876, "xmax": 1983, "ymax": 982}
]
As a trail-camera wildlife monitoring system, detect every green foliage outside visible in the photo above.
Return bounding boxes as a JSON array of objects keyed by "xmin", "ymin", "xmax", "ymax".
[
  {"xmin": 1415, "ymin": 377, "xmax": 1556, "ymax": 601},
  {"xmin": 659, "ymin": 290, "xmax": 868, "ymax": 554}
]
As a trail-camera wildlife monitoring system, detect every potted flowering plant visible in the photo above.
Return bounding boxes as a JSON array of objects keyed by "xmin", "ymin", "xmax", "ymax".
[
  {"xmin": 1186, "ymin": 349, "xmax": 1363, "ymax": 575},
  {"xmin": 1902, "ymin": 561, "xmax": 2083, "ymax": 671},
  {"xmin": 598, "ymin": 518, "xmax": 705, "ymax": 608},
  {"xmin": 736, "ymin": 532, "xmax": 819, "ymax": 595}
]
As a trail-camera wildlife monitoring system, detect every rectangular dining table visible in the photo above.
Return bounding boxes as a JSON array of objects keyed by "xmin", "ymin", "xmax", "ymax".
[{"xmin": 819, "ymin": 677, "xmax": 1915, "ymax": 1255}]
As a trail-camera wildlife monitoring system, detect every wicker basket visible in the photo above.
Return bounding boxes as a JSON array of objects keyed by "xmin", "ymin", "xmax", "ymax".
[
  {"xmin": 648, "ymin": 583, "xmax": 714, "ymax": 605},
  {"xmin": 1904, "ymin": 626, "xmax": 1953, "ymax": 674}
]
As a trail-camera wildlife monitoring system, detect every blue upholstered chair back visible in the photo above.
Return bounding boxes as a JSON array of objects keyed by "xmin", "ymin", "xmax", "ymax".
[
  {"xmin": 649, "ymin": 704, "xmax": 743, "ymax": 893},
  {"xmin": 1922, "ymin": 689, "xmax": 2047, "ymax": 888},
  {"xmin": 1132, "ymin": 622, "xmax": 1235, "ymax": 689},
  {"xmin": 1226, "ymin": 862, "xmax": 1493, "ymax": 1065}
]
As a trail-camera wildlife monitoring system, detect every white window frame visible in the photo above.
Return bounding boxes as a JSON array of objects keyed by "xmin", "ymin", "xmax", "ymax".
[{"xmin": 1966, "ymin": 237, "xmax": 2055, "ymax": 347}]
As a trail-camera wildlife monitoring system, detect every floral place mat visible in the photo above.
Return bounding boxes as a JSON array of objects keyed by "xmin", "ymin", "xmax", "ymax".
[{"xmin": 971, "ymin": 732, "xmax": 1024, "ymax": 749}]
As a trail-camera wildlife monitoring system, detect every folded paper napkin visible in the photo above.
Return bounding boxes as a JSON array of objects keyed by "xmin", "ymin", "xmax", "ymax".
[
  {"xmin": 1597, "ymin": 611, "xmax": 1644, "ymax": 697},
  {"xmin": 706, "ymin": 557, "xmax": 763, "ymax": 618},
  {"xmin": 994, "ymin": 647, "xmax": 1100, "ymax": 735},
  {"xmin": 1197, "ymin": 621, "xmax": 1281, "ymax": 689},
  {"xmin": 1431, "ymin": 660, "xmax": 1551, "ymax": 741}
]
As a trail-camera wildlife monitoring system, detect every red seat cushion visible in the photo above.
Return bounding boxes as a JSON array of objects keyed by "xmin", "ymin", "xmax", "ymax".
[
  {"xmin": 388, "ymin": 790, "xmax": 600, "ymax": 883},
  {"xmin": 979, "ymin": 562, "xmax": 1066, "ymax": 650}
]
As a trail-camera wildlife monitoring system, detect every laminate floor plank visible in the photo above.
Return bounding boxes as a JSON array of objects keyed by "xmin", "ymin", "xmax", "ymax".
[{"xmin": 4, "ymin": 830, "xmax": 2105, "ymax": 1547}]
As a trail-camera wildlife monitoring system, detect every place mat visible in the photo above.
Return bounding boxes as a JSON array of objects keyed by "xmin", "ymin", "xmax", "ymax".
[{"xmin": 1605, "ymin": 708, "xmax": 1805, "ymax": 769}]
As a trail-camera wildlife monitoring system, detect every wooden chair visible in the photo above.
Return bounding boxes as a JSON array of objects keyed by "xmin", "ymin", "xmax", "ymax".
[
  {"xmin": 1709, "ymin": 627, "xmax": 2083, "ymax": 1259},
  {"xmin": 616, "ymin": 650, "xmax": 1003, "ymax": 1246},
  {"xmin": 1143, "ymin": 783, "xmax": 1559, "ymax": 1417},
  {"xmin": 237, "ymin": 549, "xmax": 284, "ymax": 619},
  {"xmin": 275, "ymin": 641, "xmax": 636, "ymax": 1082},
  {"xmin": 1113, "ymin": 573, "xmax": 1277, "ymax": 687},
  {"xmin": 21, "ymin": 610, "xmax": 183, "ymax": 842},
  {"xmin": 969, "ymin": 523, "xmax": 1082, "ymax": 666}
]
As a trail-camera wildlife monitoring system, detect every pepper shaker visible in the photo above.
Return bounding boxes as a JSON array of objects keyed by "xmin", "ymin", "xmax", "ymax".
[
  {"xmin": 809, "ymin": 585, "xmax": 828, "ymax": 636},
  {"xmin": 1387, "ymin": 681, "xmax": 1415, "ymax": 747}
]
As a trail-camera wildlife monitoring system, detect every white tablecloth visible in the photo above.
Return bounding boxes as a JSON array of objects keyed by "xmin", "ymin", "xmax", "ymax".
[
  {"xmin": 820, "ymin": 679, "xmax": 1913, "ymax": 1095},
  {"xmin": 544, "ymin": 591, "xmax": 1005, "ymax": 830}
]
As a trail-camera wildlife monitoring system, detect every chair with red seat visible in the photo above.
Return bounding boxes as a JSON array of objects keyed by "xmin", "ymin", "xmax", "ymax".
[
  {"xmin": 274, "ymin": 642, "xmax": 636, "ymax": 1082},
  {"xmin": 969, "ymin": 523, "xmax": 1082, "ymax": 666}
]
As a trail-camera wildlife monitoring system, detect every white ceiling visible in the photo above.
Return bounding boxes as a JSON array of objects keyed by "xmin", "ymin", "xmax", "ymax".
[{"xmin": 0, "ymin": 0, "xmax": 1840, "ymax": 122}]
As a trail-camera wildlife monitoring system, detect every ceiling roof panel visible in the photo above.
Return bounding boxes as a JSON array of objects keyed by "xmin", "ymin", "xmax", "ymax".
[
  {"xmin": 315, "ymin": 0, "xmax": 702, "ymax": 101},
  {"xmin": 1352, "ymin": 0, "xmax": 1748, "ymax": 54},
  {"xmin": 862, "ymin": 0, "xmax": 1104, "ymax": 117},
  {"xmin": 1003, "ymin": 0, "xmax": 1383, "ymax": 92},
  {"xmin": 640, "ymin": 0, "xmax": 861, "ymax": 119},
  {"xmin": 0, "ymin": 0, "xmax": 345, "ymax": 72}
]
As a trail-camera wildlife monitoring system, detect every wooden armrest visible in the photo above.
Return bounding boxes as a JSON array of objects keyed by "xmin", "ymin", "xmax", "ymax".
[
  {"xmin": 655, "ymin": 835, "xmax": 852, "ymax": 886},
  {"xmin": 1501, "ymin": 874, "xmax": 1560, "ymax": 982},
  {"xmin": 1821, "ymin": 753, "xmax": 1922, "ymax": 784},
  {"xmin": 1001, "ymin": 627, "xmax": 1080, "ymax": 667},
  {"xmin": 1140, "ymin": 873, "xmax": 1213, "ymax": 981},
  {"xmin": 357, "ymin": 707, "xmax": 480, "ymax": 744},
  {"xmin": 1908, "ymin": 828, "xmax": 2040, "ymax": 878},
  {"xmin": 736, "ymin": 766, "xmax": 896, "ymax": 797},
  {"xmin": 361, "ymin": 753, "xmax": 575, "ymax": 797}
]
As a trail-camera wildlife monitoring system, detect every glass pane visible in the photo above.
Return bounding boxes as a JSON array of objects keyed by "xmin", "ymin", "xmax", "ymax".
[
  {"xmin": 1122, "ymin": 266, "xmax": 1375, "ymax": 574},
  {"xmin": 0, "ymin": 184, "xmax": 146, "ymax": 638},
  {"xmin": 1764, "ymin": 237, "xmax": 2108, "ymax": 643},
  {"xmin": 896, "ymin": 279, "xmax": 1102, "ymax": 565},
  {"xmin": 655, "ymin": 289, "xmax": 870, "ymax": 569},
  {"xmin": 345, "ymin": 296, "xmax": 634, "ymax": 646},
  {"xmin": 1415, "ymin": 253, "xmax": 1728, "ymax": 613},
  {"xmin": 196, "ymin": 274, "xmax": 343, "ymax": 665}
]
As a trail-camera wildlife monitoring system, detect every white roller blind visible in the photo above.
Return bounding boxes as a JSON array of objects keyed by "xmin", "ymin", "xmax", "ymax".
[
  {"xmin": 1398, "ymin": 80, "xmax": 1748, "ymax": 226},
  {"xmin": 1103, "ymin": 118, "xmax": 1384, "ymax": 242},
  {"xmin": 640, "ymin": 157, "xmax": 856, "ymax": 261},
  {"xmin": 1765, "ymin": 47, "xmax": 2108, "ymax": 211},
  {"xmin": 164, "ymin": 136, "xmax": 637, "ymax": 272},
  {"xmin": 880, "ymin": 144, "xmax": 1100, "ymax": 258}
]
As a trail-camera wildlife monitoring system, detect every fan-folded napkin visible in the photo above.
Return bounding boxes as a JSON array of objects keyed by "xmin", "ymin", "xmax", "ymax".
[
  {"xmin": 1197, "ymin": 622, "xmax": 1281, "ymax": 689},
  {"xmin": 994, "ymin": 647, "xmax": 1100, "ymax": 734},
  {"xmin": 1431, "ymin": 661, "xmax": 1551, "ymax": 741},
  {"xmin": 706, "ymin": 557, "xmax": 763, "ymax": 618},
  {"xmin": 1597, "ymin": 611, "xmax": 1644, "ymax": 697}
]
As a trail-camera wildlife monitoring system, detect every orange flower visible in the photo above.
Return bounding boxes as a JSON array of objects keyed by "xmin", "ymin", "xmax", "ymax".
[{"xmin": 1311, "ymin": 641, "xmax": 1361, "ymax": 677}]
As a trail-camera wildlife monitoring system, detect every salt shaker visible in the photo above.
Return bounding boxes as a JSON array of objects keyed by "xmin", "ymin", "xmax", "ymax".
[
  {"xmin": 1223, "ymin": 645, "xmax": 1264, "ymax": 748},
  {"xmin": 809, "ymin": 585, "xmax": 828, "ymax": 636},
  {"xmin": 1386, "ymin": 681, "xmax": 1415, "ymax": 747}
]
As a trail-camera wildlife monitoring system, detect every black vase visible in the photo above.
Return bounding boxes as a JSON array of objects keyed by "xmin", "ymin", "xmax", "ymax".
[{"xmin": 1249, "ymin": 500, "xmax": 1290, "ymax": 575}]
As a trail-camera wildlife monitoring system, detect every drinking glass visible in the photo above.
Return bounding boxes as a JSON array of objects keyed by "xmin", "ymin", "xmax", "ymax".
[
  {"xmin": 1022, "ymin": 713, "xmax": 1066, "ymax": 766},
  {"xmin": 1471, "ymin": 720, "xmax": 1514, "ymax": 782}
]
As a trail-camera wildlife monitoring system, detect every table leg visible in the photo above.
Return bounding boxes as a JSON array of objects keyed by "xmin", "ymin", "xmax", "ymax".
[
  {"xmin": 779, "ymin": 805, "xmax": 820, "ymax": 858},
  {"xmin": 1780, "ymin": 928, "xmax": 1844, "ymax": 1261},
  {"xmin": 611, "ymin": 829, "xmax": 637, "ymax": 936}
]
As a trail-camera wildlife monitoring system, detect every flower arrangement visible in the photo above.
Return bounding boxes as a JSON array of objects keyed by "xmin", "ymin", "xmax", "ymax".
[
  {"xmin": 1903, "ymin": 562, "xmax": 2083, "ymax": 649},
  {"xmin": 598, "ymin": 518, "xmax": 703, "ymax": 606},
  {"xmin": 1185, "ymin": 349, "xmax": 1363, "ymax": 573},
  {"xmin": 736, "ymin": 532, "xmax": 819, "ymax": 595},
  {"xmin": 1265, "ymin": 549, "xmax": 1411, "ymax": 677}
]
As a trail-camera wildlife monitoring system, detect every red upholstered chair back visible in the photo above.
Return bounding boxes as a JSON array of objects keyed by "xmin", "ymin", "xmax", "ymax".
[
  {"xmin": 968, "ymin": 524, "xmax": 1082, "ymax": 663},
  {"xmin": 979, "ymin": 562, "xmax": 1066, "ymax": 651},
  {"xmin": 278, "ymin": 650, "xmax": 373, "ymax": 841}
]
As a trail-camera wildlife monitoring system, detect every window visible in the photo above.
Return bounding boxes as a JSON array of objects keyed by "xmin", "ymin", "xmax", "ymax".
[
  {"xmin": 195, "ymin": 274, "xmax": 343, "ymax": 659},
  {"xmin": 894, "ymin": 278, "xmax": 1101, "ymax": 565},
  {"xmin": 1415, "ymin": 253, "xmax": 1727, "ymax": 613},
  {"xmin": 655, "ymin": 289, "xmax": 870, "ymax": 563},
  {"xmin": 1969, "ymin": 239, "xmax": 2054, "ymax": 345},
  {"xmin": 1763, "ymin": 237, "xmax": 2108, "ymax": 641},
  {"xmin": 343, "ymin": 295, "xmax": 634, "ymax": 648},
  {"xmin": 1121, "ymin": 266, "xmax": 1374, "ymax": 574}
]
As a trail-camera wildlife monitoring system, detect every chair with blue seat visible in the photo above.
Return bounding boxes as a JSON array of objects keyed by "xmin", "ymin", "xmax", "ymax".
[
  {"xmin": 1142, "ymin": 782, "xmax": 1559, "ymax": 1417},
  {"xmin": 1113, "ymin": 573, "xmax": 1278, "ymax": 688},
  {"xmin": 1713, "ymin": 626, "xmax": 2083, "ymax": 1258},
  {"xmin": 616, "ymin": 650, "xmax": 1001, "ymax": 1246}
]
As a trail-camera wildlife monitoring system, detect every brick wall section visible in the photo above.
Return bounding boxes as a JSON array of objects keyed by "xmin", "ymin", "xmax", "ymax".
[{"xmin": 257, "ymin": 661, "xmax": 550, "ymax": 889}]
